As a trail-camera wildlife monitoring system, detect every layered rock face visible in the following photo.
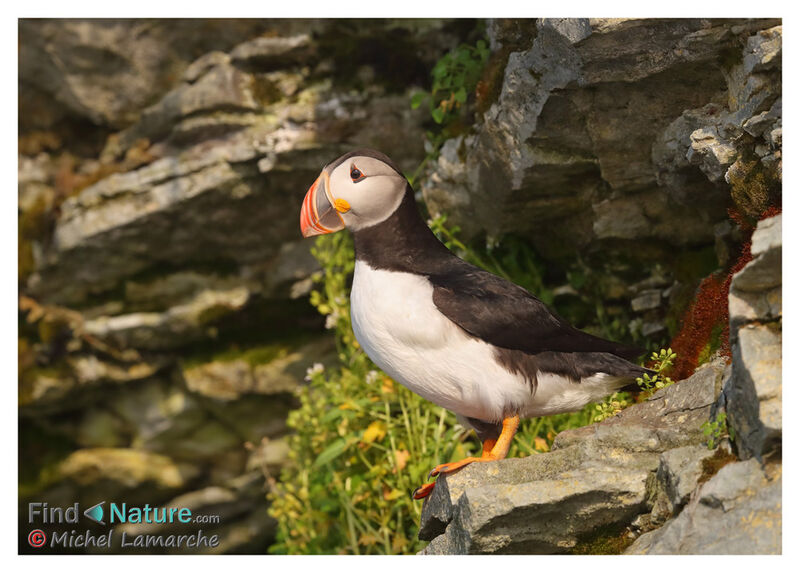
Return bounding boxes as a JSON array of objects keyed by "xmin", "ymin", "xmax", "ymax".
[
  {"xmin": 417, "ymin": 19, "xmax": 781, "ymax": 554},
  {"xmin": 423, "ymin": 18, "xmax": 781, "ymax": 340},
  {"xmin": 724, "ymin": 214, "xmax": 782, "ymax": 459},
  {"xmin": 21, "ymin": 20, "xmax": 471, "ymax": 308},
  {"xmin": 18, "ymin": 19, "xmax": 474, "ymax": 553}
]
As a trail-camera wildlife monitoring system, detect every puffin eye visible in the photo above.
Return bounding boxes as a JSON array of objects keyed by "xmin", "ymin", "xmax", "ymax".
[{"xmin": 350, "ymin": 166, "xmax": 365, "ymax": 182}]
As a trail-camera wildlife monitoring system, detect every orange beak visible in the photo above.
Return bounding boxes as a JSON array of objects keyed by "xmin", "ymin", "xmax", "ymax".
[{"xmin": 300, "ymin": 174, "xmax": 345, "ymax": 238}]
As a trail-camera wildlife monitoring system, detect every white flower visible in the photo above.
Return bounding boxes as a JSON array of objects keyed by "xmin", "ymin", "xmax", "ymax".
[
  {"xmin": 324, "ymin": 308, "xmax": 341, "ymax": 330},
  {"xmin": 304, "ymin": 362, "xmax": 324, "ymax": 382},
  {"xmin": 365, "ymin": 370, "xmax": 380, "ymax": 385}
]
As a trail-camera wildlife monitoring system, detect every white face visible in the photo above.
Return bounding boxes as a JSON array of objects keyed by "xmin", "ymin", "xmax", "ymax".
[
  {"xmin": 325, "ymin": 155, "xmax": 408, "ymax": 231},
  {"xmin": 300, "ymin": 151, "xmax": 409, "ymax": 237}
]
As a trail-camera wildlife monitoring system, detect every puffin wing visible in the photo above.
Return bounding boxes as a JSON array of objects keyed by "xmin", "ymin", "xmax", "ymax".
[{"xmin": 430, "ymin": 264, "xmax": 642, "ymax": 361}]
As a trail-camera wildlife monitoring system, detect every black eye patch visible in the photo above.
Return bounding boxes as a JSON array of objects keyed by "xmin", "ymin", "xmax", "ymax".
[{"xmin": 350, "ymin": 166, "xmax": 365, "ymax": 182}]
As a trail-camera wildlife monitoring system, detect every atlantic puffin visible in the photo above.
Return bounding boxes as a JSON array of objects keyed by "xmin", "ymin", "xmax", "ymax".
[{"xmin": 300, "ymin": 149, "xmax": 649, "ymax": 499}]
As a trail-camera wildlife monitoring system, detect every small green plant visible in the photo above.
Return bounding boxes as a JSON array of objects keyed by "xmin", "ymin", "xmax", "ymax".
[
  {"xmin": 411, "ymin": 40, "xmax": 489, "ymax": 126},
  {"xmin": 636, "ymin": 348, "xmax": 677, "ymax": 396},
  {"xmin": 593, "ymin": 393, "xmax": 632, "ymax": 423},
  {"xmin": 701, "ymin": 412, "xmax": 734, "ymax": 450},
  {"xmin": 408, "ymin": 39, "xmax": 489, "ymax": 184},
  {"xmin": 593, "ymin": 346, "xmax": 679, "ymax": 422}
]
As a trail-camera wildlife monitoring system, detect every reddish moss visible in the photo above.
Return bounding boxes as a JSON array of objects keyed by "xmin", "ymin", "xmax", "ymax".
[
  {"xmin": 727, "ymin": 205, "xmax": 754, "ymax": 232},
  {"xmin": 668, "ymin": 205, "xmax": 781, "ymax": 379},
  {"xmin": 760, "ymin": 205, "xmax": 782, "ymax": 221},
  {"xmin": 669, "ymin": 270, "xmax": 734, "ymax": 379}
]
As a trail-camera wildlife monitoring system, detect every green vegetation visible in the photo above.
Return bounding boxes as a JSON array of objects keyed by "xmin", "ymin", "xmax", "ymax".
[
  {"xmin": 408, "ymin": 39, "xmax": 490, "ymax": 185},
  {"xmin": 636, "ymin": 348, "xmax": 677, "ymax": 396},
  {"xmin": 181, "ymin": 341, "xmax": 295, "ymax": 370},
  {"xmin": 411, "ymin": 39, "xmax": 489, "ymax": 126},
  {"xmin": 701, "ymin": 411, "xmax": 734, "ymax": 450},
  {"xmin": 593, "ymin": 393, "xmax": 632, "ymax": 423}
]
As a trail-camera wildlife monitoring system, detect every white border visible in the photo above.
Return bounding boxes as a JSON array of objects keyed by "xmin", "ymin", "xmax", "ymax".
[{"xmin": 4, "ymin": 2, "xmax": 794, "ymax": 569}]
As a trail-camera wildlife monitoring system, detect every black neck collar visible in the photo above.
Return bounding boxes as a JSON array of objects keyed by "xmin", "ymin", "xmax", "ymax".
[{"xmin": 351, "ymin": 186, "xmax": 455, "ymax": 275}]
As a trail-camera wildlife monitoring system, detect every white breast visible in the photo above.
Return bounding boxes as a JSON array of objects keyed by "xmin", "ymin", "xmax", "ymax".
[{"xmin": 349, "ymin": 261, "xmax": 624, "ymax": 422}]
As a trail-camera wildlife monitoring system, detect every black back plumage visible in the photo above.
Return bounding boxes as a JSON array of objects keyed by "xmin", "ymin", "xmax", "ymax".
[
  {"xmin": 352, "ymin": 186, "xmax": 648, "ymax": 383},
  {"xmin": 430, "ymin": 268, "xmax": 641, "ymax": 360}
]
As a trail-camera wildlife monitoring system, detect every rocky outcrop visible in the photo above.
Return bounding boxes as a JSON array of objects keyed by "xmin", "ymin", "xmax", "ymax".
[
  {"xmin": 627, "ymin": 457, "xmax": 780, "ymax": 554},
  {"xmin": 419, "ymin": 359, "xmax": 728, "ymax": 553},
  {"xmin": 422, "ymin": 18, "xmax": 781, "ymax": 341},
  {"xmin": 19, "ymin": 20, "xmax": 288, "ymax": 129},
  {"xmin": 724, "ymin": 213, "xmax": 782, "ymax": 459}
]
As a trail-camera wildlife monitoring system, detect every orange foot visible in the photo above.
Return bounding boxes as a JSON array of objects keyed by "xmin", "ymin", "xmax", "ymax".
[
  {"xmin": 411, "ymin": 415, "xmax": 520, "ymax": 499},
  {"xmin": 411, "ymin": 482, "xmax": 436, "ymax": 500}
]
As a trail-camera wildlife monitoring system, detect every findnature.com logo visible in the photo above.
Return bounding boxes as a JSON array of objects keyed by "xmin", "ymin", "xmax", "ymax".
[{"xmin": 26, "ymin": 501, "xmax": 221, "ymax": 551}]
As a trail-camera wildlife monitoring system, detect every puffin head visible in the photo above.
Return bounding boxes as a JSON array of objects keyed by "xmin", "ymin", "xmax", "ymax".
[{"xmin": 300, "ymin": 149, "xmax": 408, "ymax": 237}]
